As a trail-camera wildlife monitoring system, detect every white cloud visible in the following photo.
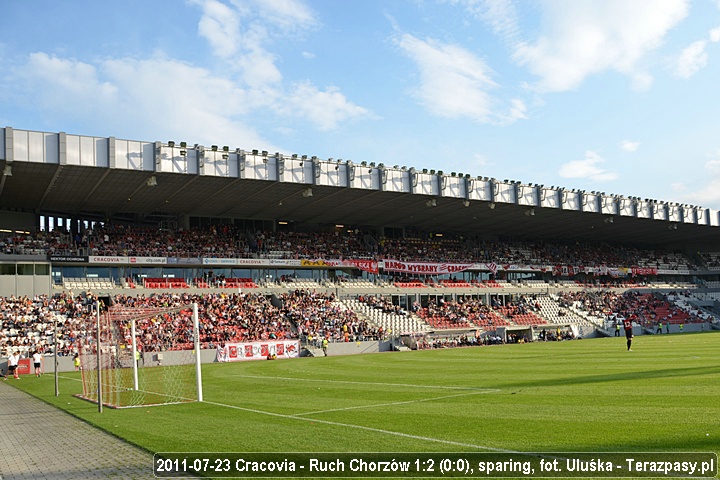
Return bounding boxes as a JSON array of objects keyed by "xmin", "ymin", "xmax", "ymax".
[
  {"xmin": 630, "ymin": 72, "xmax": 654, "ymax": 91},
  {"xmin": 558, "ymin": 151, "xmax": 618, "ymax": 181},
  {"xmin": 675, "ymin": 150, "xmax": 720, "ymax": 205},
  {"xmin": 9, "ymin": 53, "xmax": 271, "ymax": 148},
  {"xmin": 397, "ymin": 34, "xmax": 515, "ymax": 123},
  {"xmin": 301, "ymin": 51, "xmax": 315, "ymax": 59},
  {"xmin": 705, "ymin": 150, "xmax": 720, "ymax": 173},
  {"xmin": 453, "ymin": 0, "xmax": 522, "ymax": 45},
  {"xmin": 196, "ymin": 0, "xmax": 242, "ymax": 59},
  {"xmin": 498, "ymin": 98, "xmax": 528, "ymax": 124},
  {"xmin": 190, "ymin": 0, "xmax": 366, "ymax": 130},
  {"xmin": 680, "ymin": 178, "xmax": 720, "ymax": 205},
  {"xmin": 248, "ymin": 0, "xmax": 318, "ymax": 31},
  {"xmin": 194, "ymin": 0, "xmax": 282, "ymax": 87},
  {"xmin": 620, "ymin": 140, "xmax": 640, "ymax": 152},
  {"xmin": 10, "ymin": 53, "xmax": 118, "ymax": 117},
  {"xmin": 8, "ymin": 47, "xmax": 371, "ymax": 140},
  {"xmin": 709, "ymin": 26, "xmax": 720, "ymax": 43},
  {"xmin": 514, "ymin": 0, "xmax": 689, "ymax": 92},
  {"xmin": 675, "ymin": 40, "xmax": 708, "ymax": 79},
  {"xmin": 281, "ymin": 82, "xmax": 371, "ymax": 131}
]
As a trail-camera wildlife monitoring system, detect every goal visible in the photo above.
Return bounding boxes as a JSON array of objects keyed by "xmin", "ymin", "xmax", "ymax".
[{"xmin": 75, "ymin": 303, "xmax": 203, "ymax": 409}]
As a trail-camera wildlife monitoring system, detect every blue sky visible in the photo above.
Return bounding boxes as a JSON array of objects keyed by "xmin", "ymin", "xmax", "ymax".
[{"xmin": 2, "ymin": 0, "xmax": 720, "ymax": 208}]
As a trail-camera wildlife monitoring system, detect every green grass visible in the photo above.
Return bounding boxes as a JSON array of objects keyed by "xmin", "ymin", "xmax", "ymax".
[{"xmin": 11, "ymin": 332, "xmax": 720, "ymax": 478}]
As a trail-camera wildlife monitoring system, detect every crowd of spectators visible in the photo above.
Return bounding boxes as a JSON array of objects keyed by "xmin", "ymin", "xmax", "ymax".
[
  {"xmin": 1, "ymin": 289, "xmax": 386, "ymax": 358},
  {"xmin": 2, "ymin": 286, "xmax": 714, "ymax": 359},
  {"xmin": 415, "ymin": 334, "xmax": 481, "ymax": 349},
  {"xmin": 415, "ymin": 332, "xmax": 509, "ymax": 349},
  {"xmin": 0, "ymin": 291, "xmax": 297, "ymax": 357},
  {"xmin": 0, "ymin": 225, "xmax": 703, "ymax": 270},
  {"xmin": 357, "ymin": 294, "xmax": 407, "ymax": 316},
  {"xmin": 559, "ymin": 290, "xmax": 707, "ymax": 328},
  {"xmin": 279, "ymin": 290, "xmax": 383, "ymax": 344},
  {"xmin": 417, "ymin": 297, "xmax": 511, "ymax": 329}
]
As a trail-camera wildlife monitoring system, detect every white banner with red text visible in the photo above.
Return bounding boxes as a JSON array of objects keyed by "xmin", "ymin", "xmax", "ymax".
[
  {"xmin": 215, "ymin": 340, "xmax": 300, "ymax": 362},
  {"xmin": 381, "ymin": 259, "xmax": 474, "ymax": 275}
]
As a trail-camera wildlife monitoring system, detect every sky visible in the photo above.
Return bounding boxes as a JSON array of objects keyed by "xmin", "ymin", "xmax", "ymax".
[{"xmin": 2, "ymin": 0, "xmax": 720, "ymax": 209}]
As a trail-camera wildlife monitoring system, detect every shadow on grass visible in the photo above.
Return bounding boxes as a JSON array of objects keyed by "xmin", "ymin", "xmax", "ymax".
[{"xmin": 500, "ymin": 365, "xmax": 720, "ymax": 391}]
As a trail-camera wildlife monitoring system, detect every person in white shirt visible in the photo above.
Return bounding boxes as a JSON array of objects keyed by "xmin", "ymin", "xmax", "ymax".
[
  {"xmin": 8, "ymin": 351, "xmax": 21, "ymax": 379},
  {"xmin": 32, "ymin": 350, "xmax": 43, "ymax": 377}
]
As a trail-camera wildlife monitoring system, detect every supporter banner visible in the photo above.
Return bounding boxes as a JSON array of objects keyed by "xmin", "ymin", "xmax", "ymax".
[
  {"xmin": 581, "ymin": 265, "xmax": 621, "ymax": 277},
  {"xmin": 129, "ymin": 256, "xmax": 167, "ymax": 264},
  {"xmin": 300, "ymin": 259, "xmax": 334, "ymax": 267},
  {"xmin": 89, "ymin": 256, "xmax": 129, "ymax": 264},
  {"xmin": 592, "ymin": 266, "xmax": 621, "ymax": 277},
  {"xmin": 48, "ymin": 254, "xmax": 88, "ymax": 263},
  {"xmin": 631, "ymin": 267, "xmax": 658, "ymax": 276},
  {"xmin": 552, "ymin": 265, "xmax": 577, "ymax": 277},
  {"xmin": 344, "ymin": 259, "xmax": 379, "ymax": 274},
  {"xmin": 300, "ymin": 259, "xmax": 379, "ymax": 274},
  {"xmin": 611, "ymin": 268, "xmax": 625, "ymax": 277},
  {"xmin": 215, "ymin": 340, "xmax": 300, "ymax": 362},
  {"xmin": 382, "ymin": 259, "xmax": 473, "ymax": 275},
  {"xmin": 583, "ymin": 265, "xmax": 603, "ymax": 275}
]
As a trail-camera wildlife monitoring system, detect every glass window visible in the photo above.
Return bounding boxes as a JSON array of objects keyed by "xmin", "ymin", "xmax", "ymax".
[
  {"xmin": 35, "ymin": 264, "xmax": 50, "ymax": 275},
  {"xmin": 61, "ymin": 266, "xmax": 86, "ymax": 278},
  {"xmin": 0, "ymin": 264, "xmax": 16, "ymax": 275},
  {"xmin": 17, "ymin": 264, "xmax": 34, "ymax": 275}
]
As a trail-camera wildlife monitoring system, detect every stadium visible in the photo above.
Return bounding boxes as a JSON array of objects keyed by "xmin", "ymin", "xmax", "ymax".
[{"xmin": 1, "ymin": 125, "xmax": 719, "ymax": 479}]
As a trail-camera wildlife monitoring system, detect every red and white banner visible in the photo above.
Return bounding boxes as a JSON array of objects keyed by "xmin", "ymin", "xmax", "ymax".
[
  {"xmin": 215, "ymin": 340, "xmax": 300, "ymax": 362},
  {"xmin": 382, "ymin": 259, "xmax": 473, "ymax": 275},
  {"xmin": 552, "ymin": 265, "xmax": 577, "ymax": 277},
  {"xmin": 343, "ymin": 259, "xmax": 379, "ymax": 274},
  {"xmin": 486, "ymin": 262, "xmax": 498, "ymax": 275},
  {"xmin": 631, "ymin": 267, "xmax": 658, "ymax": 276}
]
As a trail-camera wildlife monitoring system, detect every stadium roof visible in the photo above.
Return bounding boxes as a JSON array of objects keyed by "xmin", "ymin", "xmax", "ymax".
[{"xmin": 1, "ymin": 127, "xmax": 719, "ymax": 248}]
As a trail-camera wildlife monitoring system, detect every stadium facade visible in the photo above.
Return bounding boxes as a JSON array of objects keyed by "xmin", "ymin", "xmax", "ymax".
[{"xmin": 1, "ymin": 126, "xmax": 720, "ymax": 300}]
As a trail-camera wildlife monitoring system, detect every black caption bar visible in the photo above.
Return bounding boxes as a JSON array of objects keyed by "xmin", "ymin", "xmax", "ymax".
[{"xmin": 154, "ymin": 452, "xmax": 717, "ymax": 478}]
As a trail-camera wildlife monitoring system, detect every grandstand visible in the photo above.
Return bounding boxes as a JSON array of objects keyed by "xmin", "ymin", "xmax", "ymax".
[{"xmin": 2, "ymin": 125, "xmax": 720, "ymax": 364}]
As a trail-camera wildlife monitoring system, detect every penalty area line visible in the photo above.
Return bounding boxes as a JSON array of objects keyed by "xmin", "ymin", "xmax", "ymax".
[
  {"xmin": 202, "ymin": 399, "xmax": 518, "ymax": 454},
  {"xmin": 228, "ymin": 374, "xmax": 500, "ymax": 393}
]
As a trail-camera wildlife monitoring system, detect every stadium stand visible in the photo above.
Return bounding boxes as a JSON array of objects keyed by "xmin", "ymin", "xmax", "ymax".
[
  {"xmin": 4, "ymin": 126, "xmax": 720, "ymax": 357},
  {"xmin": 2, "ymin": 226, "xmax": 709, "ymax": 270}
]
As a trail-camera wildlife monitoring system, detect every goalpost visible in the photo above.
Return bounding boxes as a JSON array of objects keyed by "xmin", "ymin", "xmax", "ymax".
[{"xmin": 75, "ymin": 302, "xmax": 203, "ymax": 409}]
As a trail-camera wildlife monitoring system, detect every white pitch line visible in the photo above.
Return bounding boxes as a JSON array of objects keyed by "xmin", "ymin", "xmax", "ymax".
[
  {"xmin": 228, "ymin": 374, "xmax": 500, "ymax": 392},
  {"xmin": 293, "ymin": 390, "xmax": 495, "ymax": 417},
  {"xmin": 203, "ymin": 399, "xmax": 519, "ymax": 453},
  {"xmin": 60, "ymin": 372, "xmax": 511, "ymax": 452}
]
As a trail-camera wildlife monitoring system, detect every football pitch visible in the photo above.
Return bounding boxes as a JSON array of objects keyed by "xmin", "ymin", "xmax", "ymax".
[{"xmin": 12, "ymin": 332, "xmax": 720, "ymax": 478}]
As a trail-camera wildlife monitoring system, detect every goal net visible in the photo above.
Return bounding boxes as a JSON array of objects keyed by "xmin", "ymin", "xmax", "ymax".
[{"xmin": 75, "ymin": 303, "xmax": 203, "ymax": 409}]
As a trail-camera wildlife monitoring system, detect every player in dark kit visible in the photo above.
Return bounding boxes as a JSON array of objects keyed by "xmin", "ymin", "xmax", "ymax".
[{"xmin": 623, "ymin": 316, "xmax": 634, "ymax": 351}]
